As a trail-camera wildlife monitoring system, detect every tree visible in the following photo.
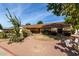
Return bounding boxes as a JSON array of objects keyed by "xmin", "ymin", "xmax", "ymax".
[
  {"xmin": 6, "ymin": 8, "xmax": 23, "ymax": 43},
  {"xmin": 47, "ymin": 3, "xmax": 79, "ymax": 29},
  {"xmin": 37, "ymin": 21, "xmax": 43, "ymax": 24},
  {"xmin": 26, "ymin": 23, "xmax": 31, "ymax": 25},
  {"xmin": 0, "ymin": 24, "xmax": 3, "ymax": 29}
]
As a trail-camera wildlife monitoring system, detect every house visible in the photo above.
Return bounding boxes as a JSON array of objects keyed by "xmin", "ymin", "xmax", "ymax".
[
  {"xmin": 3, "ymin": 22, "xmax": 71, "ymax": 36},
  {"xmin": 3, "ymin": 27, "xmax": 14, "ymax": 33},
  {"xmin": 23, "ymin": 24, "xmax": 44, "ymax": 33},
  {"xmin": 24, "ymin": 22, "xmax": 71, "ymax": 35}
]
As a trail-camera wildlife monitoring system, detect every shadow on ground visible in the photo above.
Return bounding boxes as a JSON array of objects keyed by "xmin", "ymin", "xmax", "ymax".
[
  {"xmin": 43, "ymin": 34, "xmax": 66, "ymax": 41},
  {"xmin": 54, "ymin": 42, "xmax": 79, "ymax": 56}
]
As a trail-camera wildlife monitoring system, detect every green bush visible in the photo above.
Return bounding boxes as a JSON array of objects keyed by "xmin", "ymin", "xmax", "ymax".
[
  {"xmin": 22, "ymin": 30, "xmax": 28, "ymax": 37},
  {"xmin": 0, "ymin": 32, "xmax": 7, "ymax": 39},
  {"xmin": 22, "ymin": 29, "xmax": 32, "ymax": 37},
  {"xmin": 71, "ymin": 29, "xmax": 75, "ymax": 34},
  {"xmin": 8, "ymin": 34, "xmax": 24, "ymax": 44}
]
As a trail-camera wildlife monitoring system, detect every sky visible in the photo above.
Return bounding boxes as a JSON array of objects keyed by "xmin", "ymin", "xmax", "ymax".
[{"xmin": 0, "ymin": 3, "xmax": 65, "ymax": 28}]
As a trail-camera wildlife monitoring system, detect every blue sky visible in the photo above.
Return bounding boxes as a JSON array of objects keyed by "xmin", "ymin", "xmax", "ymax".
[{"xmin": 0, "ymin": 3, "xmax": 65, "ymax": 28}]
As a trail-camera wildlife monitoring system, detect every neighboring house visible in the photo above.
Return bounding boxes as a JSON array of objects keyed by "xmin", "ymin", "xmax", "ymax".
[{"xmin": 3, "ymin": 27, "xmax": 14, "ymax": 33}]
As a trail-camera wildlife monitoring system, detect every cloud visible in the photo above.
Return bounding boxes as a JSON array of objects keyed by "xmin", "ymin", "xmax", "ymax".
[
  {"xmin": 22, "ymin": 10, "xmax": 52, "ymax": 24},
  {"xmin": 0, "ymin": 3, "xmax": 65, "ymax": 28},
  {"xmin": 11, "ymin": 4, "xmax": 31, "ymax": 17},
  {"xmin": 0, "ymin": 3, "xmax": 32, "ymax": 28}
]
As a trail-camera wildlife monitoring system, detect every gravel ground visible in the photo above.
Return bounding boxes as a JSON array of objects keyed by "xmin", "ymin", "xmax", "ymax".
[{"xmin": 0, "ymin": 34, "xmax": 67, "ymax": 56}]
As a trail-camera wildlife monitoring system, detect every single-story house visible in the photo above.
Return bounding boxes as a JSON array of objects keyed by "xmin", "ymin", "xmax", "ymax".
[
  {"xmin": 3, "ymin": 22, "xmax": 71, "ymax": 36},
  {"xmin": 24, "ymin": 22, "xmax": 71, "ymax": 34}
]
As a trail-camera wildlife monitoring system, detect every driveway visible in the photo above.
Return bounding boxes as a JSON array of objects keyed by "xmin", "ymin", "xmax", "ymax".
[{"xmin": 0, "ymin": 34, "xmax": 67, "ymax": 56}]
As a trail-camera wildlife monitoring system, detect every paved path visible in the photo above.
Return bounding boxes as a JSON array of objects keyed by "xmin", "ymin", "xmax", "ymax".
[{"xmin": 0, "ymin": 34, "xmax": 67, "ymax": 56}]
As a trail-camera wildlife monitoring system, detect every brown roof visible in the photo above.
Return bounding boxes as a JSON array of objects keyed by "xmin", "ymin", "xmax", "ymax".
[
  {"xmin": 25, "ymin": 24, "xmax": 44, "ymax": 29},
  {"xmin": 24, "ymin": 22, "xmax": 70, "ymax": 29},
  {"xmin": 44, "ymin": 22, "xmax": 70, "ymax": 28}
]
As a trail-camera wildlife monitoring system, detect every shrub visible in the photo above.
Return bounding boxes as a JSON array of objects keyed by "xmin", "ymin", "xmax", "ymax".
[
  {"xmin": 63, "ymin": 31, "xmax": 71, "ymax": 36},
  {"xmin": 8, "ymin": 33, "xmax": 23, "ymax": 44},
  {"xmin": 71, "ymin": 28, "xmax": 75, "ymax": 34},
  {"xmin": 22, "ymin": 29, "xmax": 32, "ymax": 37},
  {"xmin": 0, "ymin": 32, "xmax": 7, "ymax": 39}
]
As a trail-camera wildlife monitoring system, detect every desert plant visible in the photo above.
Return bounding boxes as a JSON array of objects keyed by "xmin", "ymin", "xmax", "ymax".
[
  {"xmin": 0, "ymin": 32, "xmax": 7, "ymax": 39},
  {"xmin": 22, "ymin": 28, "xmax": 32, "ymax": 37},
  {"xmin": 6, "ymin": 8, "xmax": 23, "ymax": 43},
  {"xmin": 0, "ymin": 24, "xmax": 7, "ymax": 38}
]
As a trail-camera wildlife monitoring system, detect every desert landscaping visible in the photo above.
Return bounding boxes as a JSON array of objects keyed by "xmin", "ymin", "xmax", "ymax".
[
  {"xmin": 0, "ymin": 3, "xmax": 79, "ymax": 56},
  {"xmin": 0, "ymin": 34, "xmax": 67, "ymax": 56}
]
